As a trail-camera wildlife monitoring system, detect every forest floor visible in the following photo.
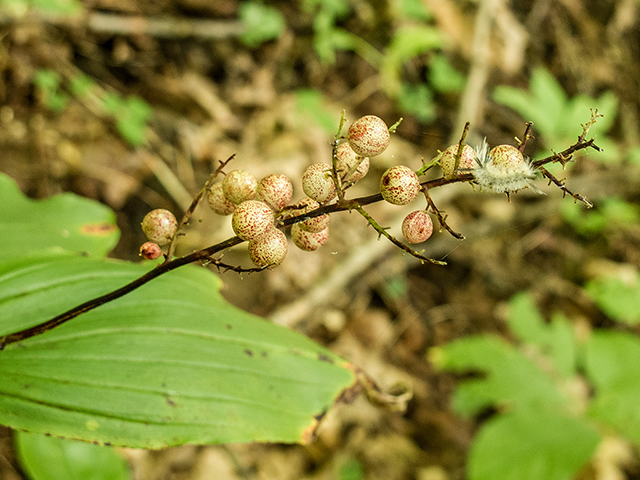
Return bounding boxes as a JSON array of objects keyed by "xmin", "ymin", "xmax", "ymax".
[{"xmin": 1, "ymin": 0, "xmax": 640, "ymax": 479}]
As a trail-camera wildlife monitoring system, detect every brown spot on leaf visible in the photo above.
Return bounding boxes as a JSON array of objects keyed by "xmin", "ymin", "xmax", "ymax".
[
  {"xmin": 244, "ymin": 349, "xmax": 254, "ymax": 357},
  {"xmin": 318, "ymin": 353, "xmax": 334, "ymax": 364},
  {"xmin": 81, "ymin": 222, "xmax": 118, "ymax": 236}
]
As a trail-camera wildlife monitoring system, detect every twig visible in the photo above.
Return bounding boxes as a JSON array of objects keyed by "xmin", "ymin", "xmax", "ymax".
[
  {"xmin": 423, "ymin": 189, "xmax": 465, "ymax": 239},
  {"xmin": 164, "ymin": 154, "xmax": 235, "ymax": 263},
  {"xmin": 538, "ymin": 166, "xmax": 594, "ymax": 208},
  {"xmin": 354, "ymin": 206, "xmax": 447, "ymax": 266}
]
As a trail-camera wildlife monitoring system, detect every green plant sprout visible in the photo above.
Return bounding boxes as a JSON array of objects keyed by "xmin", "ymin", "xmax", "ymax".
[{"xmin": 432, "ymin": 288, "xmax": 640, "ymax": 480}]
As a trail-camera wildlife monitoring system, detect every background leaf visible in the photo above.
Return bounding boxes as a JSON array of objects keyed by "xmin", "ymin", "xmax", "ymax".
[
  {"xmin": 0, "ymin": 173, "xmax": 119, "ymax": 261},
  {"xmin": 15, "ymin": 431, "xmax": 130, "ymax": 480},
  {"xmin": 468, "ymin": 412, "xmax": 599, "ymax": 480},
  {"xmin": 585, "ymin": 331, "xmax": 640, "ymax": 445},
  {"xmin": 585, "ymin": 269, "xmax": 640, "ymax": 325},
  {"xmin": 0, "ymin": 253, "xmax": 355, "ymax": 448}
]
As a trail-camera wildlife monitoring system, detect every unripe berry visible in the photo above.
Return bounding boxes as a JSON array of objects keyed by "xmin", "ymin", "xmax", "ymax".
[
  {"xmin": 336, "ymin": 142, "xmax": 369, "ymax": 182},
  {"xmin": 256, "ymin": 173, "xmax": 293, "ymax": 211},
  {"xmin": 440, "ymin": 144, "xmax": 477, "ymax": 177},
  {"xmin": 289, "ymin": 197, "xmax": 331, "ymax": 233},
  {"xmin": 231, "ymin": 200, "xmax": 275, "ymax": 241},
  {"xmin": 302, "ymin": 162, "xmax": 337, "ymax": 203},
  {"xmin": 248, "ymin": 229, "xmax": 288, "ymax": 268},
  {"xmin": 139, "ymin": 241, "xmax": 163, "ymax": 260},
  {"xmin": 347, "ymin": 115, "xmax": 390, "ymax": 157},
  {"xmin": 380, "ymin": 165, "xmax": 421, "ymax": 205},
  {"xmin": 402, "ymin": 211, "xmax": 433, "ymax": 244},
  {"xmin": 291, "ymin": 223, "xmax": 329, "ymax": 251},
  {"xmin": 222, "ymin": 169, "xmax": 258, "ymax": 204},
  {"xmin": 207, "ymin": 182, "xmax": 236, "ymax": 216},
  {"xmin": 141, "ymin": 209, "xmax": 178, "ymax": 245}
]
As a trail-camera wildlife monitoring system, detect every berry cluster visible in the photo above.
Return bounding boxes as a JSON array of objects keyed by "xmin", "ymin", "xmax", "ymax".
[{"xmin": 139, "ymin": 111, "xmax": 601, "ymax": 269}]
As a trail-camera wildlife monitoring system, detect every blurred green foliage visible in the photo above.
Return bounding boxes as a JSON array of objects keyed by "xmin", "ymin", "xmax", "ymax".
[
  {"xmin": 239, "ymin": 2, "xmax": 286, "ymax": 48},
  {"xmin": 434, "ymin": 290, "xmax": 640, "ymax": 480},
  {"xmin": 0, "ymin": 0, "xmax": 80, "ymax": 16},
  {"xmin": 561, "ymin": 196, "xmax": 640, "ymax": 237}
]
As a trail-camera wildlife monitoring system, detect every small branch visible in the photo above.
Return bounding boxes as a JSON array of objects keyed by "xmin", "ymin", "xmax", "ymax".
[
  {"xmin": 516, "ymin": 122, "xmax": 534, "ymax": 153},
  {"xmin": 354, "ymin": 206, "xmax": 446, "ymax": 266},
  {"xmin": 203, "ymin": 255, "xmax": 269, "ymax": 274},
  {"xmin": 164, "ymin": 154, "xmax": 235, "ymax": 263},
  {"xmin": 423, "ymin": 189, "xmax": 465, "ymax": 239},
  {"xmin": 538, "ymin": 166, "xmax": 594, "ymax": 208}
]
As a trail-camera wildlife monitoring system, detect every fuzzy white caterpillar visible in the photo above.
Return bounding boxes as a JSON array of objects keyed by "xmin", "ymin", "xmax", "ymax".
[{"xmin": 469, "ymin": 138, "xmax": 544, "ymax": 195}]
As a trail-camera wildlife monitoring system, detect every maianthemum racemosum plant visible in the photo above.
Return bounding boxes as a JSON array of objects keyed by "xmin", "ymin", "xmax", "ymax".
[{"xmin": 0, "ymin": 110, "xmax": 602, "ymax": 349}]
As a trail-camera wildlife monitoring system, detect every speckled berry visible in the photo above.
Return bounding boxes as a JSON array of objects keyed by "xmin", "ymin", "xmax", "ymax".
[
  {"xmin": 141, "ymin": 209, "xmax": 178, "ymax": 245},
  {"xmin": 472, "ymin": 141, "xmax": 541, "ymax": 194},
  {"xmin": 231, "ymin": 200, "xmax": 275, "ymax": 241},
  {"xmin": 248, "ymin": 229, "xmax": 288, "ymax": 268},
  {"xmin": 487, "ymin": 145, "xmax": 527, "ymax": 175},
  {"xmin": 291, "ymin": 223, "xmax": 329, "ymax": 251},
  {"xmin": 402, "ymin": 211, "xmax": 433, "ymax": 244},
  {"xmin": 380, "ymin": 166, "xmax": 421, "ymax": 205},
  {"xmin": 139, "ymin": 241, "xmax": 163, "ymax": 260},
  {"xmin": 222, "ymin": 169, "xmax": 258, "ymax": 204},
  {"xmin": 207, "ymin": 182, "xmax": 236, "ymax": 216},
  {"xmin": 440, "ymin": 144, "xmax": 477, "ymax": 177},
  {"xmin": 347, "ymin": 115, "xmax": 390, "ymax": 157},
  {"xmin": 256, "ymin": 173, "xmax": 293, "ymax": 211},
  {"xmin": 336, "ymin": 142, "xmax": 369, "ymax": 182},
  {"xmin": 289, "ymin": 197, "xmax": 331, "ymax": 233},
  {"xmin": 302, "ymin": 162, "xmax": 337, "ymax": 203}
]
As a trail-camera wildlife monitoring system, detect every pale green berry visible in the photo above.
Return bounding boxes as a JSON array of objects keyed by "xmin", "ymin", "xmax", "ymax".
[
  {"xmin": 380, "ymin": 165, "xmax": 421, "ymax": 205},
  {"xmin": 222, "ymin": 169, "xmax": 258, "ymax": 204},
  {"xmin": 141, "ymin": 209, "xmax": 178, "ymax": 245},
  {"xmin": 231, "ymin": 200, "xmax": 275, "ymax": 241},
  {"xmin": 207, "ymin": 182, "xmax": 236, "ymax": 215},
  {"xmin": 248, "ymin": 229, "xmax": 288, "ymax": 268},
  {"xmin": 336, "ymin": 142, "xmax": 369, "ymax": 182},
  {"xmin": 440, "ymin": 144, "xmax": 477, "ymax": 177},
  {"xmin": 302, "ymin": 162, "xmax": 337, "ymax": 203}
]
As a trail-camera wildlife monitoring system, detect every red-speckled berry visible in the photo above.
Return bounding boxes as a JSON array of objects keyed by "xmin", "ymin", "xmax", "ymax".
[
  {"xmin": 472, "ymin": 141, "xmax": 541, "ymax": 194},
  {"xmin": 380, "ymin": 165, "xmax": 421, "ymax": 205},
  {"xmin": 231, "ymin": 200, "xmax": 275, "ymax": 241},
  {"xmin": 222, "ymin": 169, "xmax": 258, "ymax": 204},
  {"xmin": 336, "ymin": 142, "xmax": 369, "ymax": 182},
  {"xmin": 248, "ymin": 229, "xmax": 288, "ymax": 268},
  {"xmin": 139, "ymin": 241, "xmax": 163, "ymax": 260},
  {"xmin": 207, "ymin": 182, "xmax": 236, "ymax": 216},
  {"xmin": 440, "ymin": 144, "xmax": 477, "ymax": 177},
  {"xmin": 291, "ymin": 223, "xmax": 329, "ymax": 251},
  {"xmin": 402, "ymin": 211, "xmax": 433, "ymax": 244},
  {"xmin": 302, "ymin": 162, "xmax": 337, "ymax": 203},
  {"xmin": 256, "ymin": 173, "xmax": 293, "ymax": 211},
  {"xmin": 287, "ymin": 197, "xmax": 330, "ymax": 233},
  {"xmin": 141, "ymin": 209, "xmax": 178, "ymax": 245},
  {"xmin": 347, "ymin": 115, "xmax": 390, "ymax": 157}
]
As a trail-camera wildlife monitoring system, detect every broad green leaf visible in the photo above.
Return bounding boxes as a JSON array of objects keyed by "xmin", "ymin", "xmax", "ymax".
[
  {"xmin": 0, "ymin": 173, "xmax": 119, "ymax": 261},
  {"xmin": 585, "ymin": 331, "xmax": 640, "ymax": 445},
  {"xmin": 585, "ymin": 269, "xmax": 640, "ymax": 325},
  {"xmin": 507, "ymin": 293, "xmax": 576, "ymax": 377},
  {"xmin": 468, "ymin": 412, "xmax": 599, "ymax": 480},
  {"xmin": 432, "ymin": 335, "xmax": 566, "ymax": 416},
  {"xmin": 15, "ymin": 431, "xmax": 130, "ymax": 480},
  {"xmin": 0, "ymin": 253, "xmax": 355, "ymax": 448},
  {"xmin": 530, "ymin": 68, "xmax": 567, "ymax": 135}
]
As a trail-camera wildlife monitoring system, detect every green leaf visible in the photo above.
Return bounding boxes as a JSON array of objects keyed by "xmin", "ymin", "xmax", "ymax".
[
  {"xmin": 239, "ymin": 2, "xmax": 286, "ymax": 48},
  {"xmin": 432, "ymin": 335, "xmax": 567, "ymax": 416},
  {"xmin": 397, "ymin": 83, "xmax": 436, "ymax": 123},
  {"xmin": 427, "ymin": 54, "xmax": 465, "ymax": 93},
  {"xmin": 585, "ymin": 269, "xmax": 640, "ymax": 325},
  {"xmin": 295, "ymin": 88, "xmax": 339, "ymax": 133},
  {"xmin": 468, "ymin": 412, "xmax": 599, "ymax": 480},
  {"xmin": 0, "ymin": 253, "xmax": 355, "ymax": 447},
  {"xmin": 0, "ymin": 173, "xmax": 119, "ymax": 261},
  {"xmin": 507, "ymin": 293, "xmax": 576, "ymax": 377},
  {"xmin": 585, "ymin": 331, "xmax": 640, "ymax": 445},
  {"xmin": 15, "ymin": 431, "xmax": 130, "ymax": 480}
]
